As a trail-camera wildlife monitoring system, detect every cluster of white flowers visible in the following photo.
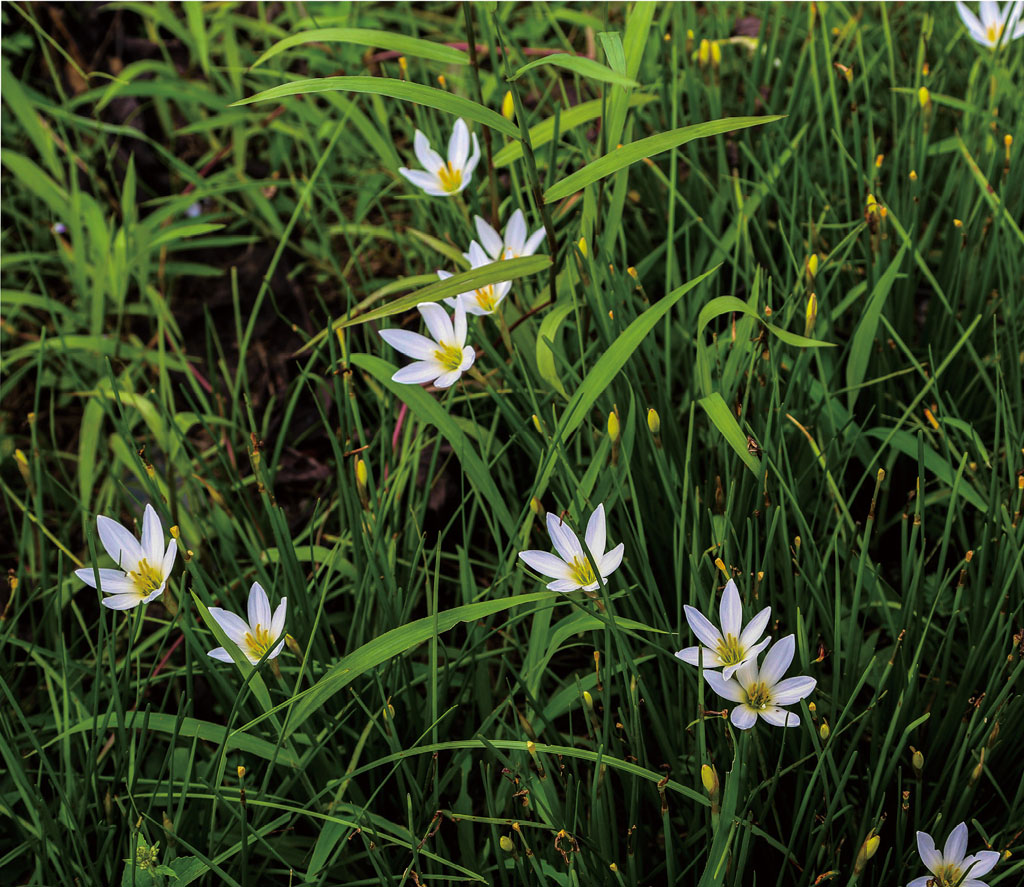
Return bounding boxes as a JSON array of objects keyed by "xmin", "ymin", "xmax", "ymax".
[{"xmin": 380, "ymin": 119, "xmax": 545, "ymax": 389}]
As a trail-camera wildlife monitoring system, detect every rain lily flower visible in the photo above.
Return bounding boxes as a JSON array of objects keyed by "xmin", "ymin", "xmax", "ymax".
[
  {"xmin": 675, "ymin": 579, "xmax": 771, "ymax": 679},
  {"xmin": 440, "ymin": 241, "xmax": 512, "ymax": 316},
  {"xmin": 399, "ymin": 118, "xmax": 481, "ymax": 197},
  {"xmin": 908, "ymin": 822, "xmax": 999, "ymax": 887},
  {"xmin": 75, "ymin": 504, "xmax": 177, "ymax": 610},
  {"xmin": 956, "ymin": 1, "xmax": 1024, "ymax": 47},
  {"xmin": 467, "ymin": 209, "xmax": 546, "ymax": 262},
  {"xmin": 518, "ymin": 503, "xmax": 624, "ymax": 592},
  {"xmin": 703, "ymin": 635, "xmax": 816, "ymax": 729},
  {"xmin": 207, "ymin": 582, "xmax": 286, "ymax": 665},
  {"xmin": 378, "ymin": 301, "xmax": 475, "ymax": 388}
]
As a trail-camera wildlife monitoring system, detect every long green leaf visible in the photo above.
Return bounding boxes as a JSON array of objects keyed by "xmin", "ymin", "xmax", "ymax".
[
  {"xmin": 544, "ymin": 115, "xmax": 782, "ymax": 202},
  {"xmin": 511, "ymin": 53, "xmax": 639, "ymax": 88},
  {"xmin": 250, "ymin": 28, "xmax": 469, "ymax": 68},
  {"xmin": 698, "ymin": 392, "xmax": 761, "ymax": 475},
  {"xmin": 231, "ymin": 76, "xmax": 519, "ymax": 138}
]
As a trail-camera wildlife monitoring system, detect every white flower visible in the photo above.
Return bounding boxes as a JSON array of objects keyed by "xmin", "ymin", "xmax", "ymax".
[
  {"xmin": 467, "ymin": 209, "xmax": 546, "ymax": 262},
  {"xmin": 207, "ymin": 582, "xmax": 287, "ymax": 666},
  {"xmin": 398, "ymin": 118, "xmax": 481, "ymax": 197},
  {"xmin": 908, "ymin": 822, "xmax": 1000, "ymax": 887},
  {"xmin": 518, "ymin": 503, "xmax": 625, "ymax": 592},
  {"xmin": 956, "ymin": 1, "xmax": 1024, "ymax": 47},
  {"xmin": 675, "ymin": 579, "xmax": 771, "ymax": 680},
  {"xmin": 378, "ymin": 301, "xmax": 475, "ymax": 388},
  {"xmin": 75, "ymin": 504, "xmax": 177, "ymax": 610},
  {"xmin": 439, "ymin": 241, "xmax": 512, "ymax": 316},
  {"xmin": 703, "ymin": 635, "xmax": 816, "ymax": 729}
]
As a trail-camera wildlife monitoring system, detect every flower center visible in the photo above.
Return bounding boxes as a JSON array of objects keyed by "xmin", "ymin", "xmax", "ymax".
[
  {"xmin": 129, "ymin": 558, "xmax": 163, "ymax": 596},
  {"xmin": 714, "ymin": 633, "xmax": 746, "ymax": 666},
  {"xmin": 244, "ymin": 623, "xmax": 274, "ymax": 660},
  {"xmin": 987, "ymin": 23, "xmax": 1004, "ymax": 44},
  {"xmin": 437, "ymin": 162, "xmax": 463, "ymax": 193},
  {"xmin": 568, "ymin": 556, "xmax": 597, "ymax": 587},
  {"xmin": 745, "ymin": 681, "xmax": 772, "ymax": 710},
  {"xmin": 434, "ymin": 342, "xmax": 464, "ymax": 372},
  {"xmin": 930, "ymin": 863, "xmax": 963, "ymax": 887},
  {"xmin": 474, "ymin": 286, "xmax": 498, "ymax": 312}
]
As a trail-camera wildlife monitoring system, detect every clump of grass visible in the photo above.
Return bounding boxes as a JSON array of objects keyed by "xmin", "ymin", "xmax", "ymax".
[{"xmin": 2, "ymin": 3, "xmax": 1023, "ymax": 886}]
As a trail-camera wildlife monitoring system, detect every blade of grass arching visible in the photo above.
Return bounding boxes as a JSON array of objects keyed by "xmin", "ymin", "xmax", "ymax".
[
  {"xmin": 845, "ymin": 244, "xmax": 907, "ymax": 410},
  {"xmin": 510, "ymin": 53, "xmax": 638, "ymax": 88},
  {"xmin": 250, "ymin": 28, "xmax": 471, "ymax": 68},
  {"xmin": 697, "ymin": 393, "xmax": 760, "ymax": 476},
  {"xmin": 348, "ymin": 353, "xmax": 517, "ymax": 541},
  {"xmin": 544, "ymin": 116, "xmax": 782, "ymax": 202},
  {"xmin": 231, "ymin": 76, "xmax": 519, "ymax": 138}
]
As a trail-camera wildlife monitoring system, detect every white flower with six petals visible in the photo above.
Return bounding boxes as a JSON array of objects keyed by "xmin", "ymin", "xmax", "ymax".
[
  {"xmin": 518, "ymin": 504, "xmax": 625, "ymax": 592},
  {"xmin": 439, "ymin": 241, "xmax": 512, "ymax": 316},
  {"xmin": 676, "ymin": 579, "xmax": 771, "ymax": 679},
  {"xmin": 75, "ymin": 504, "xmax": 177, "ymax": 610},
  {"xmin": 207, "ymin": 582, "xmax": 287, "ymax": 666},
  {"xmin": 399, "ymin": 118, "xmax": 481, "ymax": 197},
  {"xmin": 956, "ymin": 1, "xmax": 1024, "ymax": 47},
  {"xmin": 703, "ymin": 634, "xmax": 816, "ymax": 729},
  {"xmin": 378, "ymin": 301, "xmax": 475, "ymax": 388},
  {"xmin": 908, "ymin": 822, "xmax": 999, "ymax": 887},
  {"xmin": 467, "ymin": 209, "xmax": 546, "ymax": 262}
]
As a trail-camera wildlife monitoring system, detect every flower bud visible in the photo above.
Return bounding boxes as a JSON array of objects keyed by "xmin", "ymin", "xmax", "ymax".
[
  {"xmin": 437, "ymin": 74, "xmax": 447, "ymax": 89},
  {"xmin": 398, "ymin": 56, "xmax": 408, "ymax": 78},
  {"xmin": 531, "ymin": 414, "xmax": 544, "ymax": 434},
  {"xmin": 530, "ymin": 496, "xmax": 544, "ymax": 516},
  {"xmin": 647, "ymin": 408, "xmax": 660, "ymax": 435},
  {"xmin": 911, "ymin": 746, "xmax": 924, "ymax": 777},
  {"xmin": 819, "ymin": 719, "xmax": 830, "ymax": 741},
  {"xmin": 805, "ymin": 253, "xmax": 819, "ymax": 280},
  {"xmin": 608, "ymin": 409, "xmax": 620, "ymax": 444},
  {"xmin": 577, "ymin": 236, "xmax": 588, "ymax": 257},
  {"xmin": 285, "ymin": 633, "xmax": 303, "ymax": 662},
  {"xmin": 502, "ymin": 91, "xmax": 515, "ymax": 121},
  {"xmin": 698, "ymin": 38, "xmax": 711, "ymax": 67},
  {"xmin": 700, "ymin": 764, "xmax": 719, "ymax": 796},
  {"xmin": 500, "ymin": 835, "xmax": 515, "ymax": 853},
  {"xmin": 854, "ymin": 833, "xmax": 880, "ymax": 874},
  {"xmin": 805, "ymin": 292, "xmax": 818, "ymax": 337},
  {"xmin": 918, "ymin": 86, "xmax": 931, "ymax": 110}
]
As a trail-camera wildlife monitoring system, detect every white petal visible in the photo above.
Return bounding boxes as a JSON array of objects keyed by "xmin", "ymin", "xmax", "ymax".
[
  {"xmin": 96, "ymin": 515, "xmax": 144, "ymax": 570},
  {"xmin": 268, "ymin": 639, "xmax": 285, "ymax": 660},
  {"xmin": 161, "ymin": 539, "xmax": 178, "ymax": 580},
  {"xmin": 447, "ymin": 118, "xmax": 470, "ymax": 170},
  {"xmin": 474, "ymin": 216, "xmax": 503, "ymax": 260},
  {"xmin": 379, "ymin": 328, "xmax": 439, "ymax": 361},
  {"xmin": 503, "ymin": 209, "xmax": 527, "ymax": 255},
  {"xmin": 418, "ymin": 301, "xmax": 454, "ymax": 344},
  {"xmin": 546, "ymin": 512, "xmax": 583, "ymax": 561},
  {"xmin": 760, "ymin": 705, "xmax": 800, "ymax": 727},
  {"xmin": 452, "ymin": 299, "xmax": 467, "ymax": 346},
  {"xmin": 730, "ymin": 706, "xmax": 757, "ymax": 730},
  {"xmin": 462, "ymin": 133, "xmax": 481, "ymax": 179},
  {"xmin": 399, "ymin": 168, "xmax": 442, "ymax": 193},
  {"xmin": 584, "ymin": 504, "xmax": 607, "ymax": 558},
  {"xmin": 392, "ymin": 361, "xmax": 444, "ymax": 385},
  {"xmin": 140, "ymin": 586, "xmax": 165, "ymax": 605},
  {"xmin": 917, "ymin": 831, "xmax": 942, "ymax": 874},
  {"xmin": 906, "ymin": 879, "xmax": 932, "ymax": 887},
  {"xmin": 518, "ymin": 550, "xmax": 571, "ymax": 579},
  {"xmin": 979, "ymin": 1, "xmax": 999, "ymax": 28},
  {"xmin": 76, "ymin": 567, "xmax": 130, "ymax": 592},
  {"xmin": 599, "ymin": 543, "xmax": 624, "ymax": 578},
  {"xmin": 102, "ymin": 593, "xmax": 144, "ymax": 610},
  {"xmin": 521, "ymin": 227, "xmax": 547, "ymax": 257},
  {"xmin": 683, "ymin": 604, "xmax": 723, "ymax": 649},
  {"xmin": 248, "ymin": 582, "xmax": 272, "ymax": 631},
  {"xmin": 675, "ymin": 646, "xmax": 725, "ymax": 668},
  {"xmin": 271, "ymin": 598, "xmax": 287, "ymax": 639},
  {"xmin": 458, "ymin": 346, "xmax": 475, "ymax": 371},
  {"xmin": 704, "ymin": 670, "xmax": 745, "ymax": 703},
  {"xmin": 547, "ymin": 578, "xmax": 581, "ymax": 592},
  {"xmin": 759, "ymin": 635, "xmax": 795, "ymax": 687},
  {"xmin": 771, "ymin": 676, "xmax": 816, "ymax": 705},
  {"xmin": 957, "ymin": 1, "xmax": 990, "ymax": 43},
  {"xmin": 943, "ymin": 823, "xmax": 969, "ymax": 866},
  {"xmin": 413, "ymin": 130, "xmax": 444, "ymax": 173},
  {"xmin": 962, "ymin": 851, "xmax": 1000, "ymax": 879},
  {"xmin": 208, "ymin": 607, "xmax": 251, "ymax": 646},
  {"xmin": 739, "ymin": 606, "xmax": 771, "ymax": 647},
  {"xmin": 207, "ymin": 647, "xmax": 234, "ymax": 663},
  {"xmin": 719, "ymin": 579, "xmax": 742, "ymax": 638},
  {"xmin": 433, "ymin": 368, "xmax": 463, "ymax": 388},
  {"xmin": 141, "ymin": 504, "xmax": 164, "ymax": 567}
]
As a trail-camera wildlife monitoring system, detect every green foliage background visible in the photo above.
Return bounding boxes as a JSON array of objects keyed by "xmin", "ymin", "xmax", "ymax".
[{"xmin": 2, "ymin": 2, "xmax": 1023, "ymax": 885}]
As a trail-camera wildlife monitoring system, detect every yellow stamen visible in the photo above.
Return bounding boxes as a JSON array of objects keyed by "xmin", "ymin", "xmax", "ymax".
[
  {"xmin": 715, "ymin": 634, "xmax": 746, "ymax": 667},
  {"xmin": 987, "ymin": 23, "xmax": 1004, "ymax": 45},
  {"xmin": 473, "ymin": 286, "xmax": 498, "ymax": 312},
  {"xmin": 437, "ymin": 162, "xmax": 463, "ymax": 193},
  {"xmin": 244, "ymin": 623, "xmax": 274, "ymax": 660},
  {"xmin": 745, "ymin": 681, "xmax": 772, "ymax": 710},
  {"xmin": 568, "ymin": 556, "xmax": 597, "ymax": 587},
  {"xmin": 129, "ymin": 558, "xmax": 163, "ymax": 596},
  {"xmin": 434, "ymin": 342, "xmax": 464, "ymax": 371}
]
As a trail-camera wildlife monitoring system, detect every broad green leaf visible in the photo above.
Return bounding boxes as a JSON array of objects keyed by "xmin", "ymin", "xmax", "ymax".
[
  {"xmin": 544, "ymin": 115, "xmax": 782, "ymax": 202},
  {"xmin": 251, "ymin": 28, "xmax": 470, "ymax": 68},
  {"xmin": 535, "ymin": 301, "xmax": 575, "ymax": 399},
  {"xmin": 231, "ymin": 76, "xmax": 519, "ymax": 138},
  {"xmin": 510, "ymin": 53, "xmax": 639, "ymax": 88},
  {"xmin": 283, "ymin": 591, "xmax": 556, "ymax": 738},
  {"xmin": 698, "ymin": 392, "xmax": 761, "ymax": 475},
  {"xmin": 492, "ymin": 95, "xmax": 656, "ymax": 167},
  {"xmin": 0, "ymin": 149, "xmax": 69, "ymax": 218},
  {"xmin": 350, "ymin": 353, "xmax": 517, "ymax": 540},
  {"xmin": 846, "ymin": 244, "xmax": 907, "ymax": 410}
]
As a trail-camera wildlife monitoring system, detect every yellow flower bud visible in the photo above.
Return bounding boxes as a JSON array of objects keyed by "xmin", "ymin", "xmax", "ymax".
[
  {"xmin": 875, "ymin": 153, "xmax": 884, "ymax": 169},
  {"xmin": 356, "ymin": 458, "xmax": 368, "ymax": 487},
  {"xmin": 819, "ymin": 719, "xmax": 830, "ymax": 741},
  {"xmin": 647, "ymin": 408, "xmax": 660, "ymax": 435},
  {"xmin": 237, "ymin": 765, "xmax": 246, "ymax": 780},
  {"xmin": 710, "ymin": 41, "xmax": 721, "ymax": 66},
  {"xmin": 501, "ymin": 90, "xmax": 515, "ymax": 121},
  {"xmin": 918, "ymin": 86, "xmax": 931, "ymax": 109},
  {"xmin": 583, "ymin": 690, "xmax": 595, "ymax": 711},
  {"xmin": 854, "ymin": 834, "xmax": 881, "ymax": 874},
  {"xmin": 577, "ymin": 236, "xmax": 588, "ymax": 257},
  {"xmin": 698, "ymin": 38, "xmax": 711, "ymax": 67},
  {"xmin": 700, "ymin": 764, "xmax": 719, "ymax": 796},
  {"xmin": 911, "ymin": 747, "xmax": 924, "ymax": 777},
  {"xmin": 607, "ymin": 409, "xmax": 620, "ymax": 444},
  {"xmin": 805, "ymin": 253, "xmax": 819, "ymax": 279},
  {"xmin": 437, "ymin": 74, "xmax": 447, "ymax": 89},
  {"xmin": 805, "ymin": 291, "xmax": 818, "ymax": 337},
  {"xmin": 530, "ymin": 496, "xmax": 544, "ymax": 516},
  {"xmin": 500, "ymin": 835, "xmax": 515, "ymax": 853},
  {"xmin": 909, "ymin": 169, "xmax": 918, "ymax": 181},
  {"xmin": 532, "ymin": 414, "xmax": 543, "ymax": 434},
  {"xmin": 398, "ymin": 56, "xmax": 408, "ymax": 76}
]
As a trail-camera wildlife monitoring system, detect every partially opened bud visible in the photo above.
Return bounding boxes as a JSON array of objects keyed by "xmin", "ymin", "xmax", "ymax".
[
  {"xmin": 805, "ymin": 292, "xmax": 818, "ymax": 337},
  {"xmin": 805, "ymin": 253, "xmax": 819, "ymax": 280},
  {"xmin": 854, "ymin": 833, "xmax": 880, "ymax": 874}
]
